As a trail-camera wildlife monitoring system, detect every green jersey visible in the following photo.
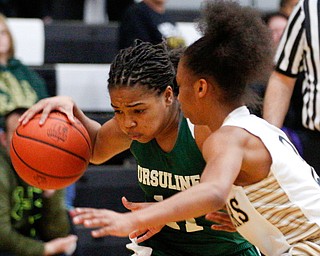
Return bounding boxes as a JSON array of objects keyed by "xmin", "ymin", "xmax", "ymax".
[
  {"xmin": 130, "ymin": 117, "xmax": 258, "ymax": 256},
  {"xmin": 0, "ymin": 58, "xmax": 49, "ymax": 128}
]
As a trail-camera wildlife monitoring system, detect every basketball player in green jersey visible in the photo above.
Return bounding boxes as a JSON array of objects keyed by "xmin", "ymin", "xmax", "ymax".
[{"xmin": 20, "ymin": 40, "xmax": 259, "ymax": 255}]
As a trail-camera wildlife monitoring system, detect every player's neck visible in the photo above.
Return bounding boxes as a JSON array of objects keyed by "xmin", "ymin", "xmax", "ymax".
[{"xmin": 155, "ymin": 101, "xmax": 181, "ymax": 152}]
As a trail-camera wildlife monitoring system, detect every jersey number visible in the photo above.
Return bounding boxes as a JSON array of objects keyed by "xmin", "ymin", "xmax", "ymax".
[{"xmin": 154, "ymin": 195, "xmax": 204, "ymax": 232}]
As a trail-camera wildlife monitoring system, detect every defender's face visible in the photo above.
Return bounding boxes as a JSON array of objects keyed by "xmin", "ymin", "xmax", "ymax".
[{"xmin": 176, "ymin": 61, "xmax": 200, "ymax": 125}]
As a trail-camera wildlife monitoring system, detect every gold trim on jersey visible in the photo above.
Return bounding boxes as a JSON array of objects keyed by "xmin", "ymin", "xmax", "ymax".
[{"xmin": 242, "ymin": 172, "xmax": 320, "ymax": 254}]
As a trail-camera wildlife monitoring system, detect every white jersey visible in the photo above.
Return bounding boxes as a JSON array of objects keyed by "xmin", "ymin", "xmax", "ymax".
[{"xmin": 223, "ymin": 106, "xmax": 320, "ymax": 256}]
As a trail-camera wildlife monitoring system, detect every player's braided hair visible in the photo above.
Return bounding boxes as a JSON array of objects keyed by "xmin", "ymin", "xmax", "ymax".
[
  {"xmin": 183, "ymin": 0, "xmax": 274, "ymax": 106},
  {"xmin": 108, "ymin": 40, "xmax": 177, "ymax": 95}
]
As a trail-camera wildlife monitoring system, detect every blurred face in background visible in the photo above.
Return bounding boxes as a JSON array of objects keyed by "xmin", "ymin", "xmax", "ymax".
[
  {"xmin": 267, "ymin": 15, "xmax": 288, "ymax": 48},
  {"xmin": 0, "ymin": 22, "xmax": 11, "ymax": 57}
]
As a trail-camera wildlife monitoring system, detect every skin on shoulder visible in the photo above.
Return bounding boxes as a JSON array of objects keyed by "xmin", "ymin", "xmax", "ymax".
[{"xmin": 201, "ymin": 126, "xmax": 271, "ymax": 188}]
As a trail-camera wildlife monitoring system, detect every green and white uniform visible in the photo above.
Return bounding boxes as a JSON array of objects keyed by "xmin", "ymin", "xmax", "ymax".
[{"xmin": 130, "ymin": 117, "xmax": 259, "ymax": 256}]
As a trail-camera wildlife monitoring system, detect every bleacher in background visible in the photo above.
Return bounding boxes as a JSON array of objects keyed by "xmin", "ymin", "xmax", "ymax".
[
  {"xmin": 20, "ymin": 20, "xmax": 201, "ymax": 114},
  {"xmin": 73, "ymin": 165, "xmax": 145, "ymax": 256},
  {"xmin": 44, "ymin": 22, "xmax": 119, "ymax": 64}
]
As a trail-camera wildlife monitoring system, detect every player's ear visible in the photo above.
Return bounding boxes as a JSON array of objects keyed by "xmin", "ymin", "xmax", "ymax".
[
  {"xmin": 195, "ymin": 79, "xmax": 208, "ymax": 98},
  {"xmin": 164, "ymin": 86, "xmax": 174, "ymax": 105}
]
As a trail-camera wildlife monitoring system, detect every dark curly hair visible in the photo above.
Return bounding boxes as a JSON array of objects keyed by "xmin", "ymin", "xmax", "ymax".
[
  {"xmin": 108, "ymin": 40, "xmax": 179, "ymax": 95},
  {"xmin": 183, "ymin": 0, "xmax": 274, "ymax": 106}
]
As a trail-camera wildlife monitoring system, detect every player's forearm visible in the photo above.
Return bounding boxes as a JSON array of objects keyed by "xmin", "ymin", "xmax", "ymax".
[
  {"xmin": 73, "ymin": 104, "xmax": 101, "ymax": 144},
  {"xmin": 263, "ymin": 71, "xmax": 296, "ymax": 127},
  {"xmin": 133, "ymin": 183, "xmax": 225, "ymax": 229}
]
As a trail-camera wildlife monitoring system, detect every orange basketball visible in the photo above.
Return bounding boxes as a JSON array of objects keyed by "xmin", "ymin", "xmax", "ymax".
[{"xmin": 10, "ymin": 111, "xmax": 92, "ymax": 190}]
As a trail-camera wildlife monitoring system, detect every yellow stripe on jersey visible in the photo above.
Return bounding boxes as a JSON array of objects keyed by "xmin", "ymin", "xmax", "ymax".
[{"xmin": 242, "ymin": 172, "xmax": 320, "ymax": 252}]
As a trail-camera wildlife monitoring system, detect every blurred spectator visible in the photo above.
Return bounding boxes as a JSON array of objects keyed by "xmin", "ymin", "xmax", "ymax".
[
  {"xmin": 0, "ymin": 0, "xmax": 53, "ymax": 23},
  {"xmin": 263, "ymin": 0, "xmax": 320, "ymax": 174},
  {"xmin": 252, "ymin": 7, "xmax": 303, "ymax": 156},
  {"xmin": 263, "ymin": 12, "xmax": 288, "ymax": 50},
  {"xmin": 0, "ymin": 107, "xmax": 77, "ymax": 256},
  {"xmin": 84, "ymin": 0, "xmax": 108, "ymax": 24},
  {"xmin": 0, "ymin": 0, "xmax": 16, "ymax": 17},
  {"xmin": 0, "ymin": 14, "xmax": 49, "ymax": 129},
  {"xmin": 107, "ymin": 0, "xmax": 133, "ymax": 21},
  {"xmin": 118, "ymin": 0, "xmax": 185, "ymax": 50},
  {"xmin": 249, "ymin": 11, "xmax": 289, "ymax": 118},
  {"xmin": 50, "ymin": 0, "xmax": 84, "ymax": 21},
  {"xmin": 13, "ymin": 0, "xmax": 52, "ymax": 22}
]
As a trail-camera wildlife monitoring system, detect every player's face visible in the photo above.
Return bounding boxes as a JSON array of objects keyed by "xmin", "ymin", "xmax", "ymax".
[
  {"xmin": 176, "ymin": 61, "xmax": 200, "ymax": 124},
  {"xmin": 109, "ymin": 85, "xmax": 175, "ymax": 143}
]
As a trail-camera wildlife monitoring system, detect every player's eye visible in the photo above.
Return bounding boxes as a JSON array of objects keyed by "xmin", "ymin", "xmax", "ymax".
[
  {"xmin": 134, "ymin": 109, "xmax": 145, "ymax": 114},
  {"xmin": 114, "ymin": 110, "xmax": 123, "ymax": 114}
]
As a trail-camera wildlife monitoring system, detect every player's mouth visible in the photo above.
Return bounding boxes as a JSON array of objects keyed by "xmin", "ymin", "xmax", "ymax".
[{"xmin": 127, "ymin": 132, "xmax": 143, "ymax": 140}]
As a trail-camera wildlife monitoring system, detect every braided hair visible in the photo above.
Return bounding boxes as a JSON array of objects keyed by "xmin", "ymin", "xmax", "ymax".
[{"xmin": 108, "ymin": 40, "xmax": 178, "ymax": 95}]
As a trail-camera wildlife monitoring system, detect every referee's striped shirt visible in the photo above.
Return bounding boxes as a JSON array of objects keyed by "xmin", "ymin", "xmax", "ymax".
[{"xmin": 275, "ymin": 0, "xmax": 320, "ymax": 131}]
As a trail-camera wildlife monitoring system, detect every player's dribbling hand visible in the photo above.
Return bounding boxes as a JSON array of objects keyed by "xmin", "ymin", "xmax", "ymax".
[
  {"xmin": 205, "ymin": 211, "xmax": 237, "ymax": 232},
  {"xmin": 19, "ymin": 96, "xmax": 76, "ymax": 125}
]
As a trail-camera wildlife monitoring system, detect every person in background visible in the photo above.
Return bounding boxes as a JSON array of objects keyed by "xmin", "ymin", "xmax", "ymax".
[
  {"xmin": 118, "ymin": 0, "xmax": 185, "ymax": 50},
  {"xmin": 0, "ymin": 13, "xmax": 49, "ymax": 129},
  {"xmin": 107, "ymin": 0, "xmax": 133, "ymax": 22},
  {"xmin": 263, "ymin": 0, "xmax": 320, "ymax": 175},
  {"xmin": 13, "ymin": 0, "xmax": 53, "ymax": 24},
  {"xmin": 0, "ymin": 0, "xmax": 52, "ymax": 23},
  {"xmin": 249, "ymin": 4, "xmax": 304, "ymax": 156},
  {"xmin": 0, "ymin": 0, "xmax": 16, "ymax": 17},
  {"xmin": 279, "ymin": 0, "xmax": 299, "ymax": 17},
  {"xmin": 248, "ymin": 11, "xmax": 288, "ymax": 118},
  {"xmin": 263, "ymin": 11, "xmax": 288, "ymax": 50},
  {"xmin": 0, "ymin": 108, "xmax": 77, "ymax": 256}
]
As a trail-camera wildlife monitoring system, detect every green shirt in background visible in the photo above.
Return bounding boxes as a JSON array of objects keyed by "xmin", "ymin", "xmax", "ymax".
[
  {"xmin": 0, "ymin": 149, "xmax": 70, "ymax": 256},
  {"xmin": 0, "ymin": 58, "xmax": 49, "ymax": 128}
]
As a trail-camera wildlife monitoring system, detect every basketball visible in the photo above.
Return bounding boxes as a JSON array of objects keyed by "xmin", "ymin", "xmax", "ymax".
[{"xmin": 10, "ymin": 111, "xmax": 92, "ymax": 190}]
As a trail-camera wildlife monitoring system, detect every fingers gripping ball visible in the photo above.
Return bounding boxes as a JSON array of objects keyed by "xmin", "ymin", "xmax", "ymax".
[{"xmin": 10, "ymin": 112, "xmax": 92, "ymax": 190}]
